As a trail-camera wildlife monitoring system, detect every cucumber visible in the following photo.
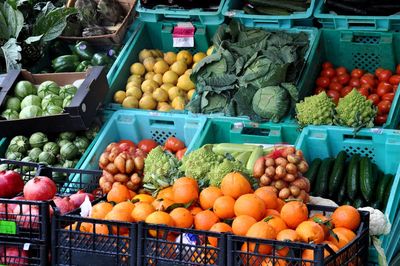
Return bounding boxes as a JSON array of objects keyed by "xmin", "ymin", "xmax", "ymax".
[
  {"xmin": 246, "ymin": 146, "xmax": 264, "ymax": 172},
  {"xmin": 371, "ymin": 201, "xmax": 381, "ymax": 210},
  {"xmin": 346, "ymin": 154, "xmax": 360, "ymax": 201},
  {"xmin": 337, "ymin": 180, "xmax": 347, "ymax": 205},
  {"xmin": 370, "ymin": 163, "xmax": 379, "ymax": 203},
  {"xmin": 306, "ymin": 158, "xmax": 322, "ymax": 191},
  {"xmin": 236, "ymin": 151, "xmax": 252, "ymax": 166},
  {"xmin": 328, "ymin": 151, "xmax": 347, "ymax": 197},
  {"xmin": 343, "ymin": 199, "xmax": 352, "ymax": 205},
  {"xmin": 314, "ymin": 157, "xmax": 334, "ymax": 197},
  {"xmin": 375, "ymin": 171, "xmax": 387, "ymax": 206},
  {"xmin": 353, "ymin": 198, "xmax": 365, "ymax": 209},
  {"xmin": 359, "ymin": 157, "xmax": 375, "ymax": 202},
  {"xmin": 383, "ymin": 174, "xmax": 394, "ymax": 209}
]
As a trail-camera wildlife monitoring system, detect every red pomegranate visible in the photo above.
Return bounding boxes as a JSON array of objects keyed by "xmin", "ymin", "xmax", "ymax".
[
  {"xmin": 53, "ymin": 197, "xmax": 75, "ymax": 214},
  {"xmin": 69, "ymin": 190, "xmax": 95, "ymax": 208},
  {"xmin": 0, "ymin": 171, "xmax": 24, "ymax": 198},
  {"xmin": 23, "ymin": 176, "xmax": 57, "ymax": 201}
]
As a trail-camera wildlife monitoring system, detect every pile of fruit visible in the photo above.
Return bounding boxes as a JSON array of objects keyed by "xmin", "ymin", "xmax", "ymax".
[{"xmin": 113, "ymin": 48, "xmax": 207, "ymax": 111}]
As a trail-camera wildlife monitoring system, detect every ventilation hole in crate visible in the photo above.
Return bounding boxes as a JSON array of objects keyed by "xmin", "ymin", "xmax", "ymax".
[
  {"xmin": 353, "ymin": 36, "xmax": 380, "ymax": 44},
  {"xmin": 173, "ymin": 48, "xmax": 198, "ymax": 54},
  {"xmin": 344, "ymin": 146, "xmax": 375, "ymax": 161},
  {"xmin": 151, "ymin": 130, "xmax": 176, "ymax": 144},
  {"xmin": 352, "ymin": 52, "xmax": 380, "ymax": 73}
]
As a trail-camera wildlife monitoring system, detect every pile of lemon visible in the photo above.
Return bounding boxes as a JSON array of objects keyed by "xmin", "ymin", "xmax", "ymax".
[{"xmin": 113, "ymin": 49, "xmax": 207, "ymax": 111}]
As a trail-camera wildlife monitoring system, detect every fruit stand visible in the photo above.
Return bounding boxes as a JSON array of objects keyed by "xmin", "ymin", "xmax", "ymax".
[{"xmin": 1, "ymin": 0, "xmax": 400, "ymax": 265}]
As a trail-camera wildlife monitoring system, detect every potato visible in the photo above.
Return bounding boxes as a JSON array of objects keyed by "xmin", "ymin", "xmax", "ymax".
[{"xmin": 252, "ymin": 157, "xmax": 265, "ymax": 178}]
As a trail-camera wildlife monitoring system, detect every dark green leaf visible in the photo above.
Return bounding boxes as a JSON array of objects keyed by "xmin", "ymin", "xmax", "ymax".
[{"xmin": 0, "ymin": 2, "xmax": 24, "ymax": 39}]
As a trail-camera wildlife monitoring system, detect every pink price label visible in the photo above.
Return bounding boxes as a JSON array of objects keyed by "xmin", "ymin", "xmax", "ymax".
[{"xmin": 173, "ymin": 26, "xmax": 195, "ymax": 38}]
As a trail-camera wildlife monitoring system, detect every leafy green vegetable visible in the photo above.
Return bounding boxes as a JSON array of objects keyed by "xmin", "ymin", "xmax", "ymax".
[
  {"xmin": 0, "ymin": 2, "xmax": 24, "ymax": 39},
  {"xmin": 41, "ymin": 94, "xmax": 63, "ymax": 109},
  {"xmin": 44, "ymin": 105, "xmax": 63, "ymax": 115},
  {"xmin": 19, "ymin": 105, "xmax": 42, "ymax": 119},
  {"xmin": 5, "ymin": 97, "xmax": 21, "ymax": 112},
  {"xmin": 59, "ymin": 85, "xmax": 77, "ymax": 98},
  {"xmin": 1, "ymin": 109, "xmax": 19, "ymax": 120},
  {"xmin": 21, "ymin": 95, "xmax": 41, "ymax": 109},
  {"xmin": 37, "ymin": 81, "xmax": 59, "ymax": 98},
  {"xmin": 14, "ymin": 80, "xmax": 36, "ymax": 99}
]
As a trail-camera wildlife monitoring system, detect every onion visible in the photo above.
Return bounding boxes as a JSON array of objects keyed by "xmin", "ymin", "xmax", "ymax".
[
  {"xmin": 265, "ymin": 166, "xmax": 276, "ymax": 178},
  {"xmin": 264, "ymin": 158, "xmax": 275, "ymax": 167},
  {"xmin": 0, "ymin": 247, "xmax": 28, "ymax": 266},
  {"xmin": 287, "ymin": 154, "xmax": 301, "ymax": 164},
  {"xmin": 297, "ymin": 161, "xmax": 309, "ymax": 174},
  {"xmin": 274, "ymin": 180, "xmax": 288, "ymax": 190},
  {"xmin": 275, "ymin": 165, "xmax": 286, "ymax": 179},
  {"xmin": 281, "ymin": 147, "xmax": 295, "ymax": 157},
  {"xmin": 289, "ymin": 186, "xmax": 301, "ymax": 197},
  {"xmin": 23, "ymin": 176, "xmax": 56, "ymax": 201},
  {"xmin": 69, "ymin": 191, "xmax": 95, "ymax": 209},
  {"xmin": 283, "ymin": 174, "xmax": 296, "ymax": 182},
  {"xmin": 279, "ymin": 188, "xmax": 291, "ymax": 199},
  {"xmin": 260, "ymin": 174, "xmax": 272, "ymax": 186},
  {"xmin": 275, "ymin": 157, "xmax": 288, "ymax": 167},
  {"xmin": 0, "ymin": 170, "xmax": 24, "ymax": 198},
  {"xmin": 54, "ymin": 197, "xmax": 75, "ymax": 214},
  {"xmin": 286, "ymin": 163, "xmax": 298, "ymax": 174}
]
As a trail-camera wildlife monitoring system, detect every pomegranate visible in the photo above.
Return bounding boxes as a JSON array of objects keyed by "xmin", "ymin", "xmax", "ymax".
[
  {"xmin": 0, "ymin": 246, "xmax": 28, "ymax": 266},
  {"xmin": 14, "ymin": 204, "xmax": 40, "ymax": 229},
  {"xmin": 53, "ymin": 197, "xmax": 75, "ymax": 214},
  {"xmin": 23, "ymin": 176, "xmax": 57, "ymax": 201},
  {"xmin": 69, "ymin": 190, "xmax": 95, "ymax": 209},
  {"xmin": 0, "ymin": 170, "xmax": 24, "ymax": 198},
  {"xmin": 0, "ymin": 196, "xmax": 25, "ymax": 220}
]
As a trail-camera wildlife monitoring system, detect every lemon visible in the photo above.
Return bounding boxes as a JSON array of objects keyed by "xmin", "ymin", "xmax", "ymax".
[
  {"xmin": 192, "ymin": 63, "xmax": 198, "ymax": 70},
  {"xmin": 162, "ymin": 70, "xmax": 179, "ymax": 85},
  {"xmin": 128, "ymin": 74, "xmax": 142, "ymax": 82},
  {"xmin": 141, "ymin": 79, "xmax": 159, "ymax": 93},
  {"xmin": 126, "ymin": 86, "xmax": 142, "ymax": 100},
  {"xmin": 171, "ymin": 96, "xmax": 185, "ymax": 110},
  {"xmin": 160, "ymin": 83, "xmax": 174, "ymax": 92},
  {"xmin": 184, "ymin": 69, "xmax": 193, "ymax": 75},
  {"xmin": 122, "ymin": 96, "xmax": 139, "ymax": 108},
  {"xmin": 114, "ymin": 90, "xmax": 126, "ymax": 104},
  {"xmin": 188, "ymin": 89, "xmax": 195, "ymax": 100},
  {"xmin": 143, "ymin": 92, "xmax": 153, "ymax": 98},
  {"xmin": 206, "ymin": 46, "xmax": 214, "ymax": 56},
  {"xmin": 153, "ymin": 60, "xmax": 169, "ymax": 74},
  {"xmin": 139, "ymin": 49, "xmax": 153, "ymax": 62},
  {"xmin": 193, "ymin": 52, "xmax": 206, "ymax": 63},
  {"xmin": 168, "ymin": 86, "xmax": 183, "ymax": 101},
  {"xmin": 152, "ymin": 88, "xmax": 169, "ymax": 102},
  {"xmin": 177, "ymin": 74, "xmax": 195, "ymax": 91},
  {"xmin": 153, "ymin": 73, "xmax": 163, "ymax": 85},
  {"xmin": 130, "ymin": 63, "xmax": 145, "ymax": 76},
  {"xmin": 170, "ymin": 60, "xmax": 187, "ymax": 76},
  {"xmin": 164, "ymin": 52, "xmax": 177, "ymax": 65},
  {"xmin": 155, "ymin": 57, "xmax": 164, "ymax": 62},
  {"xmin": 151, "ymin": 49, "xmax": 163, "ymax": 58},
  {"xmin": 143, "ymin": 57, "xmax": 156, "ymax": 72},
  {"xmin": 126, "ymin": 80, "xmax": 141, "ymax": 90},
  {"xmin": 139, "ymin": 95, "xmax": 157, "ymax": 110},
  {"xmin": 145, "ymin": 72, "xmax": 155, "ymax": 80},
  {"xmin": 177, "ymin": 50, "xmax": 193, "ymax": 65},
  {"xmin": 157, "ymin": 102, "xmax": 172, "ymax": 112}
]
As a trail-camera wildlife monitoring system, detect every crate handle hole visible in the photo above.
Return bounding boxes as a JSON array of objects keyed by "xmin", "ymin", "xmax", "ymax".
[
  {"xmin": 150, "ymin": 119, "xmax": 175, "ymax": 126},
  {"xmin": 343, "ymin": 134, "xmax": 372, "ymax": 141},
  {"xmin": 241, "ymin": 127, "xmax": 270, "ymax": 137}
]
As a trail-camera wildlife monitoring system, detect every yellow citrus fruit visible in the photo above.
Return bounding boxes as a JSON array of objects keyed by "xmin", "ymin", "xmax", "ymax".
[
  {"xmin": 188, "ymin": 89, "xmax": 195, "ymax": 100},
  {"xmin": 162, "ymin": 70, "xmax": 179, "ymax": 85},
  {"xmin": 113, "ymin": 90, "xmax": 126, "ymax": 104},
  {"xmin": 164, "ymin": 52, "xmax": 177, "ymax": 65},
  {"xmin": 206, "ymin": 46, "xmax": 214, "ymax": 56},
  {"xmin": 185, "ymin": 69, "xmax": 193, "ymax": 75},
  {"xmin": 177, "ymin": 50, "xmax": 193, "ymax": 65},
  {"xmin": 158, "ymin": 103, "xmax": 172, "ymax": 112},
  {"xmin": 151, "ymin": 49, "xmax": 163, "ymax": 58},
  {"xmin": 139, "ymin": 95, "xmax": 157, "ymax": 110},
  {"xmin": 153, "ymin": 60, "xmax": 169, "ymax": 74},
  {"xmin": 139, "ymin": 49, "xmax": 153, "ymax": 62},
  {"xmin": 193, "ymin": 52, "xmax": 206, "ymax": 63},
  {"xmin": 170, "ymin": 60, "xmax": 187, "ymax": 76},
  {"xmin": 152, "ymin": 88, "xmax": 169, "ymax": 102},
  {"xmin": 192, "ymin": 63, "xmax": 198, "ymax": 70},
  {"xmin": 168, "ymin": 86, "xmax": 183, "ymax": 101},
  {"xmin": 171, "ymin": 96, "xmax": 185, "ymax": 110},
  {"xmin": 145, "ymin": 72, "xmax": 156, "ymax": 80},
  {"xmin": 177, "ymin": 74, "xmax": 195, "ymax": 91},
  {"xmin": 126, "ymin": 86, "xmax": 143, "ymax": 100},
  {"xmin": 160, "ymin": 83, "xmax": 174, "ymax": 92},
  {"xmin": 130, "ymin": 63, "xmax": 145, "ymax": 76},
  {"xmin": 152, "ymin": 73, "xmax": 163, "ymax": 85},
  {"xmin": 122, "ymin": 96, "xmax": 139, "ymax": 108},
  {"xmin": 127, "ymin": 75, "xmax": 142, "ymax": 84},
  {"xmin": 143, "ymin": 57, "xmax": 156, "ymax": 72},
  {"xmin": 141, "ymin": 80, "xmax": 159, "ymax": 93}
]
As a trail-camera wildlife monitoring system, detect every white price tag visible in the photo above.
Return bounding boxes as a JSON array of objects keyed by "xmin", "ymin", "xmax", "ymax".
[
  {"xmin": 23, "ymin": 243, "xmax": 30, "ymax": 251},
  {"xmin": 173, "ymin": 37, "xmax": 194, "ymax": 48}
]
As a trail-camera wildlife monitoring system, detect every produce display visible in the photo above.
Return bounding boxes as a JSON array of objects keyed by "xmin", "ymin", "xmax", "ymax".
[
  {"xmin": 324, "ymin": 0, "xmax": 400, "ymax": 16},
  {"xmin": 113, "ymin": 49, "xmax": 204, "ymax": 110},
  {"xmin": 139, "ymin": 0, "xmax": 221, "ymax": 9},
  {"xmin": 238, "ymin": 0, "xmax": 310, "ymax": 15}
]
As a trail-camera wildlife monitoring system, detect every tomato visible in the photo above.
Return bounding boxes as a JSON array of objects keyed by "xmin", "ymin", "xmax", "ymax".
[
  {"xmin": 368, "ymin": 94, "xmax": 380, "ymax": 105},
  {"xmin": 321, "ymin": 68, "xmax": 336, "ymax": 78},
  {"xmin": 337, "ymin": 74, "xmax": 350, "ymax": 85},
  {"xmin": 376, "ymin": 82, "xmax": 393, "ymax": 96},
  {"xmin": 375, "ymin": 67, "xmax": 384, "ymax": 76},
  {"xmin": 165, "ymin": 137, "xmax": 185, "ymax": 153},
  {"xmin": 341, "ymin": 86, "xmax": 353, "ymax": 97},
  {"xmin": 138, "ymin": 139, "xmax": 158, "ymax": 153},
  {"xmin": 358, "ymin": 87, "xmax": 370, "ymax": 98},
  {"xmin": 361, "ymin": 83, "xmax": 375, "ymax": 93},
  {"xmin": 360, "ymin": 75, "xmax": 376, "ymax": 87},
  {"xmin": 351, "ymin": 69, "xmax": 364, "ymax": 79},
  {"xmin": 377, "ymin": 100, "xmax": 392, "ymax": 114},
  {"xmin": 331, "ymin": 77, "xmax": 339, "ymax": 83},
  {"xmin": 382, "ymin": 93, "xmax": 395, "ymax": 102},
  {"xmin": 118, "ymin": 140, "xmax": 136, "ymax": 151},
  {"xmin": 396, "ymin": 64, "xmax": 400, "ymax": 75},
  {"xmin": 378, "ymin": 70, "xmax": 392, "ymax": 82},
  {"xmin": 322, "ymin": 62, "xmax": 333, "ymax": 69},
  {"xmin": 336, "ymin": 67, "xmax": 348, "ymax": 76},
  {"xmin": 316, "ymin": 77, "xmax": 330, "ymax": 88},
  {"xmin": 314, "ymin": 87, "xmax": 325, "ymax": 94},
  {"xmin": 329, "ymin": 82, "xmax": 343, "ymax": 92},
  {"xmin": 375, "ymin": 114, "xmax": 388, "ymax": 125},
  {"xmin": 176, "ymin": 148, "xmax": 187, "ymax": 160},
  {"xmin": 349, "ymin": 78, "xmax": 361, "ymax": 88},
  {"xmin": 327, "ymin": 90, "xmax": 340, "ymax": 104},
  {"xmin": 389, "ymin": 75, "xmax": 400, "ymax": 85}
]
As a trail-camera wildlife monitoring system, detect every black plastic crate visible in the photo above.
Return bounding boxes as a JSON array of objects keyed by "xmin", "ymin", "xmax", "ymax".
[
  {"xmin": 227, "ymin": 205, "xmax": 369, "ymax": 266},
  {"xmin": 52, "ymin": 210, "xmax": 137, "ymax": 266},
  {"xmin": 0, "ymin": 159, "xmax": 102, "ymax": 243},
  {"xmin": 0, "ymin": 239, "xmax": 48, "ymax": 266},
  {"xmin": 137, "ymin": 222, "xmax": 226, "ymax": 266}
]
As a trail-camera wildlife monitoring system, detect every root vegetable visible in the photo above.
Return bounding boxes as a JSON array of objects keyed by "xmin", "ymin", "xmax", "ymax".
[
  {"xmin": 108, "ymin": 151, "xmax": 118, "ymax": 162},
  {"xmin": 283, "ymin": 173, "xmax": 296, "ymax": 182},
  {"xmin": 105, "ymin": 163, "xmax": 118, "ymax": 175},
  {"xmin": 265, "ymin": 166, "xmax": 276, "ymax": 178},
  {"xmin": 126, "ymin": 181, "xmax": 135, "ymax": 190},
  {"xmin": 125, "ymin": 159, "xmax": 135, "ymax": 174},
  {"xmin": 287, "ymin": 154, "xmax": 301, "ymax": 164},
  {"xmin": 131, "ymin": 173, "xmax": 142, "ymax": 185},
  {"xmin": 114, "ymin": 154, "xmax": 127, "ymax": 173},
  {"xmin": 102, "ymin": 181, "xmax": 112, "ymax": 193},
  {"xmin": 286, "ymin": 163, "xmax": 298, "ymax": 174},
  {"xmin": 260, "ymin": 174, "xmax": 272, "ymax": 186},
  {"xmin": 106, "ymin": 143, "xmax": 117, "ymax": 152},
  {"xmin": 112, "ymin": 182, "xmax": 122, "ymax": 188},
  {"xmin": 279, "ymin": 188, "xmax": 291, "ymax": 199},
  {"xmin": 295, "ymin": 150, "xmax": 304, "ymax": 158},
  {"xmin": 289, "ymin": 185, "xmax": 301, "ymax": 197},
  {"xmin": 297, "ymin": 161, "xmax": 309, "ymax": 174},
  {"xmin": 114, "ymin": 174, "xmax": 129, "ymax": 183},
  {"xmin": 253, "ymin": 157, "xmax": 266, "ymax": 178},
  {"xmin": 281, "ymin": 146, "xmax": 295, "ymax": 157},
  {"xmin": 291, "ymin": 177, "xmax": 310, "ymax": 192},
  {"xmin": 134, "ymin": 156, "xmax": 144, "ymax": 171},
  {"xmin": 275, "ymin": 165, "xmax": 286, "ymax": 179},
  {"xmin": 274, "ymin": 180, "xmax": 288, "ymax": 190},
  {"xmin": 275, "ymin": 157, "xmax": 288, "ymax": 167},
  {"xmin": 297, "ymin": 190, "xmax": 307, "ymax": 202},
  {"xmin": 99, "ymin": 152, "xmax": 110, "ymax": 168},
  {"xmin": 265, "ymin": 158, "xmax": 275, "ymax": 167}
]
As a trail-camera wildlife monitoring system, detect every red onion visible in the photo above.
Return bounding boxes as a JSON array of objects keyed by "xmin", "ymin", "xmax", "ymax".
[
  {"xmin": 23, "ymin": 176, "xmax": 57, "ymax": 201},
  {"xmin": 0, "ymin": 170, "xmax": 24, "ymax": 198}
]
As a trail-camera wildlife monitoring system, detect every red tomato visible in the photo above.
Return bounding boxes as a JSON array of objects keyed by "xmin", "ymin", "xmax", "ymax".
[
  {"xmin": 322, "ymin": 62, "xmax": 333, "ymax": 69},
  {"xmin": 368, "ymin": 94, "xmax": 380, "ymax": 105},
  {"xmin": 331, "ymin": 77, "xmax": 339, "ymax": 83},
  {"xmin": 341, "ymin": 86, "xmax": 353, "ymax": 97},
  {"xmin": 321, "ymin": 68, "xmax": 336, "ymax": 78},
  {"xmin": 361, "ymin": 83, "xmax": 375, "ymax": 94},
  {"xmin": 396, "ymin": 64, "xmax": 400, "ymax": 75},
  {"xmin": 314, "ymin": 87, "xmax": 325, "ymax": 94},
  {"xmin": 349, "ymin": 78, "xmax": 361, "ymax": 88},
  {"xmin": 327, "ymin": 90, "xmax": 340, "ymax": 104},
  {"xmin": 316, "ymin": 77, "xmax": 330, "ymax": 88},
  {"xmin": 329, "ymin": 82, "xmax": 343, "ymax": 92},
  {"xmin": 378, "ymin": 70, "xmax": 392, "ymax": 82},
  {"xmin": 360, "ymin": 75, "xmax": 376, "ymax": 87},
  {"xmin": 375, "ymin": 114, "xmax": 388, "ymax": 125},
  {"xmin": 138, "ymin": 139, "xmax": 158, "ymax": 153},
  {"xmin": 375, "ymin": 67, "xmax": 384, "ymax": 76},
  {"xmin": 337, "ymin": 74, "xmax": 350, "ymax": 85},
  {"xmin": 336, "ymin": 67, "xmax": 348, "ymax": 76},
  {"xmin": 351, "ymin": 69, "xmax": 364, "ymax": 79},
  {"xmin": 377, "ymin": 82, "xmax": 393, "ymax": 96},
  {"xmin": 176, "ymin": 148, "xmax": 187, "ymax": 160},
  {"xmin": 165, "ymin": 137, "xmax": 185, "ymax": 153},
  {"xmin": 358, "ymin": 87, "xmax": 370, "ymax": 98},
  {"xmin": 118, "ymin": 140, "xmax": 136, "ymax": 151},
  {"xmin": 377, "ymin": 100, "xmax": 392, "ymax": 114},
  {"xmin": 389, "ymin": 75, "xmax": 400, "ymax": 85},
  {"xmin": 382, "ymin": 93, "xmax": 395, "ymax": 102}
]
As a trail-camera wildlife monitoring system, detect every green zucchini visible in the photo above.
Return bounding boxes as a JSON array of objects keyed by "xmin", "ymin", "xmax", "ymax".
[
  {"xmin": 342, "ymin": 199, "xmax": 352, "ymax": 205},
  {"xmin": 328, "ymin": 151, "xmax": 347, "ymax": 197},
  {"xmin": 375, "ymin": 170, "xmax": 387, "ymax": 206},
  {"xmin": 337, "ymin": 180, "xmax": 347, "ymax": 205},
  {"xmin": 383, "ymin": 174, "xmax": 394, "ymax": 209},
  {"xmin": 306, "ymin": 158, "xmax": 322, "ymax": 191},
  {"xmin": 353, "ymin": 198, "xmax": 365, "ymax": 209},
  {"xmin": 360, "ymin": 157, "xmax": 375, "ymax": 202},
  {"xmin": 371, "ymin": 201, "xmax": 381, "ymax": 210},
  {"xmin": 346, "ymin": 154, "xmax": 360, "ymax": 201},
  {"xmin": 314, "ymin": 157, "xmax": 334, "ymax": 197}
]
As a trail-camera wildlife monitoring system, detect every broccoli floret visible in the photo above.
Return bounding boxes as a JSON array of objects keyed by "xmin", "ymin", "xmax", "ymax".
[
  {"xmin": 334, "ymin": 89, "xmax": 377, "ymax": 128},
  {"xmin": 296, "ymin": 92, "xmax": 335, "ymax": 127}
]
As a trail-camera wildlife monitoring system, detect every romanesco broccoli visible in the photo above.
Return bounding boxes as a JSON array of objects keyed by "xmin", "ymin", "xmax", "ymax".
[{"xmin": 295, "ymin": 92, "xmax": 335, "ymax": 127}]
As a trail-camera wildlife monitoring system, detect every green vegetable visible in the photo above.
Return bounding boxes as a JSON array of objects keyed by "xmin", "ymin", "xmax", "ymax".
[
  {"xmin": 5, "ymin": 150, "xmax": 23, "ymax": 160},
  {"xmin": 346, "ymin": 154, "xmax": 360, "ymax": 201},
  {"xmin": 72, "ymin": 41, "xmax": 94, "ymax": 60},
  {"xmin": 383, "ymin": 174, "xmax": 394, "ymax": 208},
  {"xmin": 208, "ymin": 158, "xmax": 250, "ymax": 187},
  {"xmin": 84, "ymin": 124, "xmax": 99, "ymax": 140},
  {"xmin": 19, "ymin": 105, "xmax": 42, "ymax": 119},
  {"xmin": 328, "ymin": 151, "xmax": 347, "ymax": 197},
  {"xmin": 29, "ymin": 132, "xmax": 48, "ymax": 148},
  {"xmin": 28, "ymin": 147, "xmax": 42, "ymax": 162},
  {"xmin": 376, "ymin": 173, "xmax": 392, "ymax": 209},
  {"xmin": 59, "ymin": 132, "xmax": 76, "ymax": 141},
  {"xmin": 41, "ymin": 94, "xmax": 63, "ymax": 109},
  {"xmin": 246, "ymin": 146, "xmax": 263, "ymax": 171},
  {"xmin": 63, "ymin": 160, "xmax": 76, "ymax": 168},
  {"xmin": 337, "ymin": 181, "xmax": 347, "ymax": 205},
  {"xmin": 14, "ymin": 81, "xmax": 36, "ymax": 99},
  {"xmin": 21, "ymin": 95, "xmax": 41, "ymax": 109},
  {"xmin": 360, "ymin": 157, "xmax": 375, "ymax": 202},
  {"xmin": 296, "ymin": 92, "xmax": 335, "ymax": 127},
  {"xmin": 5, "ymin": 97, "xmax": 21, "ymax": 112},
  {"xmin": 306, "ymin": 158, "xmax": 321, "ymax": 191},
  {"xmin": 60, "ymin": 142, "xmax": 79, "ymax": 160},
  {"xmin": 75, "ymin": 60, "xmax": 91, "ymax": 72},
  {"xmin": 8, "ymin": 136, "xmax": 29, "ymax": 154},
  {"xmin": 59, "ymin": 85, "xmax": 78, "ymax": 98},
  {"xmin": 37, "ymin": 81, "xmax": 60, "ymax": 99},
  {"xmin": 21, "ymin": 156, "xmax": 34, "ymax": 172},
  {"xmin": 43, "ymin": 142, "xmax": 60, "ymax": 156},
  {"xmin": 38, "ymin": 151, "xmax": 56, "ymax": 165},
  {"xmin": 353, "ymin": 198, "xmax": 365, "ymax": 209},
  {"xmin": 212, "ymin": 143, "xmax": 260, "ymax": 154},
  {"xmin": 63, "ymin": 95, "xmax": 73, "ymax": 108},
  {"xmin": 74, "ymin": 136, "xmax": 90, "ymax": 153},
  {"xmin": 2, "ymin": 109, "xmax": 19, "ymax": 120},
  {"xmin": 44, "ymin": 105, "xmax": 64, "ymax": 115},
  {"xmin": 52, "ymin": 55, "xmax": 80, "ymax": 72},
  {"xmin": 314, "ymin": 157, "xmax": 334, "ymax": 197},
  {"xmin": 91, "ymin": 53, "xmax": 111, "ymax": 66},
  {"xmin": 57, "ymin": 139, "xmax": 71, "ymax": 148}
]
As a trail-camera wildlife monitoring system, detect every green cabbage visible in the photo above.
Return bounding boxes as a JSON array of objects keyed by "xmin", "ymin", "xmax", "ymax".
[
  {"xmin": 14, "ymin": 81, "xmax": 36, "ymax": 99},
  {"xmin": 37, "ymin": 81, "xmax": 60, "ymax": 98},
  {"xmin": 41, "ymin": 94, "xmax": 63, "ymax": 109},
  {"xmin": 59, "ymin": 85, "xmax": 77, "ymax": 98},
  {"xmin": 21, "ymin": 95, "xmax": 41, "ymax": 109},
  {"xmin": 44, "ymin": 105, "xmax": 63, "ymax": 115},
  {"xmin": 63, "ymin": 95, "xmax": 73, "ymax": 108},
  {"xmin": 19, "ymin": 105, "xmax": 42, "ymax": 119},
  {"xmin": 2, "ymin": 109, "xmax": 19, "ymax": 120},
  {"xmin": 5, "ymin": 97, "xmax": 21, "ymax": 112}
]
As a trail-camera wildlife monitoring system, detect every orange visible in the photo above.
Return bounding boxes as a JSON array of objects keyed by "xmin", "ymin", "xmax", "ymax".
[
  {"xmin": 255, "ymin": 187, "xmax": 278, "ymax": 209},
  {"xmin": 191, "ymin": 244, "xmax": 217, "ymax": 264},
  {"xmin": 280, "ymin": 201, "xmax": 308, "ymax": 229},
  {"xmin": 240, "ymin": 243, "xmax": 264, "ymax": 265},
  {"xmin": 152, "ymin": 198, "xmax": 175, "ymax": 211},
  {"xmin": 199, "ymin": 187, "xmax": 223, "ymax": 210},
  {"xmin": 105, "ymin": 210, "xmax": 134, "ymax": 234},
  {"xmin": 157, "ymin": 186, "xmax": 174, "ymax": 200},
  {"xmin": 208, "ymin": 222, "xmax": 232, "ymax": 247},
  {"xmin": 189, "ymin": 206, "xmax": 203, "ymax": 216},
  {"xmin": 174, "ymin": 177, "xmax": 199, "ymax": 189},
  {"xmin": 131, "ymin": 202, "xmax": 155, "ymax": 222},
  {"xmin": 302, "ymin": 242, "xmax": 339, "ymax": 266},
  {"xmin": 262, "ymin": 258, "xmax": 287, "ymax": 266},
  {"xmin": 263, "ymin": 215, "xmax": 287, "ymax": 234},
  {"xmin": 327, "ymin": 227, "xmax": 356, "ymax": 248},
  {"xmin": 275, "ymin": 198, "xmax": 285, "ymax": 212},
  {"xmin": 133, "ymin": 194, "xmax": 155, "ymax": 203},
  {"xmin": 322, "ymin": 241, "xmax": 339, "ymax": 256},
  {"xmin": 92, "ymin": 224, "xmax": 109, "ymax": 235},
  {"xmin": 112, "ymin": 201, "xmax": 135, "ymax": 214},
  {"xmin": 129, "ymin": 190, "xmax": 136, "ymax": 199},
  {"xmin": 246, "ymin": 222, "xmax": 277, "ymax": 254},
  {"xmin": 90, "ymin": 202, "xmax": 113, "ymax": 219},
  {"xmin": 145, "ymin": 211, "xmax": 175, "ymax": 237},
  {"xmin": 309, "ymin": 214, "xmax": 332, "ymax": 238},
  {"xmin": 172, "ymin": 178, "xmax": 199, "ymax": 204},
  {"xmin": 220, "ymin": 172, "xmax": 252, "ymax": 199},
  {"xmin": 194, "ymin": 210, "xmax": 219, "ymax": 230},
  {"xmin": 232, "ymin": 215, "xmax": 257, "ymax": 236},
  {"xmin": 234, "ymin": 194, "xmax": 266, "ymax": 221},
  {"xmin": 213, "ymin": 195, "xmax": 235, "ymax": 219},
  {"xmin": 79, "ymin": 222, "xmax": 93, "ymax": 232},
  {"xmin": 331, "ymin": 205, "xmax": 361, "ymax": 231},
  {"xmin": 170, "ymin": 207, "xmax": 193, "ymax": 228},
  {"xmin": 107, "ymin": 185, "xmax": 132, "ymax": 203},
  {"xmin": 296, "ymin": 221, "xmax": 325, "ymax": 244},
  {"xmin": 276, "ymin": 229, "xmax": 299, "ymax": 256},
  {"xmin": 265, "ymin": 209, "xmax": 281, "ymax": 217}
]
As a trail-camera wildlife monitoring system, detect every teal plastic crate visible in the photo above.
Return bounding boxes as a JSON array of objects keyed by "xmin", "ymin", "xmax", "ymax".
[
  {"xmin": 314, "ymin": 0, "xmax": 400, "ymax": 31},
  {"xmin": 222, "ymin": 0, "xmax": 316, "ymax": 28},
  {"xmin": 297, "ymin": 29, "xmax": 400, "ymax": 129},
  {"xmin": 78, "ymin": 109, "xmax": 207, "ymax": 171},
  {"xmin": 136, "ymin": 0, "xmax": 226, "ymax": 25},
  {"xmin": 295, "ymin": 126, "xmax": 400, "ymax": 264}
]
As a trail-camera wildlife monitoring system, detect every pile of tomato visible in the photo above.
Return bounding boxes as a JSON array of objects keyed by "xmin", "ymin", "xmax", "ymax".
[{"xmin": 314, "ymin": 62, "xmax": 400, "ymax": 125}]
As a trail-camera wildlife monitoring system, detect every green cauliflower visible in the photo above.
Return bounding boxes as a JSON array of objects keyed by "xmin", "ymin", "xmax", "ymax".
[
  {"xmin": 296, "ymin": 92, "xmax": 335, "ymax": 127},
  {"xmin": 143, "ymin": 146, "xmax": 183, "ymax": 195},
  {"xmin": 208, "ymin": 158, "xmax": 257, "ymax": 188},
  {"xmin": 334, "ymin": 89, "xmax": 377, "ymax": 129}
]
